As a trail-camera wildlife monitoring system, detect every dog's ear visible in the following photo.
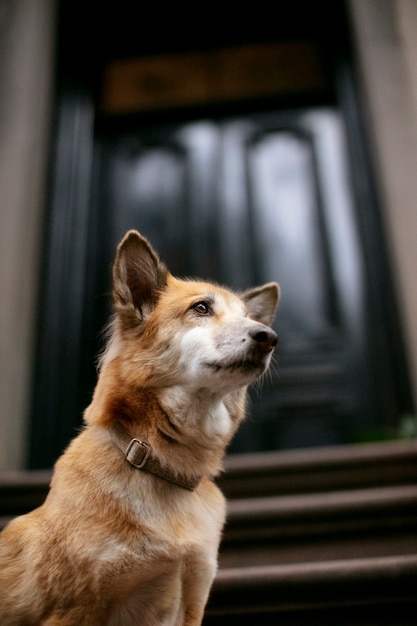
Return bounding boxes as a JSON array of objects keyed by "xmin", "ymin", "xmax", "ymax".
[
  {"xmin": 241, "ymin": 282, "xmax": 280, "ymax": 327},
  {"xmin": 112, "ymin": 230, "xmax": 167, "ymax": 321}
]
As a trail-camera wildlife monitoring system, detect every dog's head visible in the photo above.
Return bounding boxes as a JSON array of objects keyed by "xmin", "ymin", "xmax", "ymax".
[{"xmin": 105, "ymin": 230, "xmax": 279, "ymax": 395}]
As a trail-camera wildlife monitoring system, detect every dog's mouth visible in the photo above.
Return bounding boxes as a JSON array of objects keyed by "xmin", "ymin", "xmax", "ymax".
[{"xmin": 203, "ymin": 358, "xmax": 265, "ymax": 373}]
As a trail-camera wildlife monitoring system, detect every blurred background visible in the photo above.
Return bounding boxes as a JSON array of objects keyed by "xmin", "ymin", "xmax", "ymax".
[{"xmin": 1, "ymin": 0, "xmax": 417, "ymax": 471}]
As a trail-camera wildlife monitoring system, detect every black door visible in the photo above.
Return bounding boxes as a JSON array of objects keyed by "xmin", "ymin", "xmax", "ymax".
[
  {"xmin": 90, "ymin": 107, "xmax": 381, "ymax": 453},
  {"xmin": 29, "ymin": 3, "xmax": 413, "ymax": 468}
]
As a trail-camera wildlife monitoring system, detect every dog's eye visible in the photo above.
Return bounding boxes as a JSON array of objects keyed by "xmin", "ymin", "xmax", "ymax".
[{"xmin": 191, "ymin": 301, "xmax": 211, "ymax": 316}]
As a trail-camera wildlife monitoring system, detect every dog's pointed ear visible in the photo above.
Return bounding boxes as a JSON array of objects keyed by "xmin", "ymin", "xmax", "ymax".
[
  {"xmin": 241, "ymin": 282, "xmax": 280, "ymax": 326},
  {"xmin": 113, "ymin": 230, "xmax": 167, "ymax": 321}
]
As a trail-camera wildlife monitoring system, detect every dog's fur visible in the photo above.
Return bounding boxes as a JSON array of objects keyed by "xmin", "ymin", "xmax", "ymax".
[{"xmin": 0, "ymin": 230, "xmax": 279, "ymax": 625}]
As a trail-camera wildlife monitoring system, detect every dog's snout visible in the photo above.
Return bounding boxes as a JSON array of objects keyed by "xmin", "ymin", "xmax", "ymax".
[{"xmin": 249, "ymin": 326, "xmax": 278, "ymax": 352}]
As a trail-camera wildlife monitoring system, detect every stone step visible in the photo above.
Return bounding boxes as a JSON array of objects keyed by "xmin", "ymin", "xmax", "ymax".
[
  {"xmin": 220, "ymin": 484, "xmax": 417, "ymax": 567},
  {"xmin": 218, "ymin": 440, "xmax": 417, "ymax": 498},
  {"xmin": 204, "ymin": 555, "xmax": 417, "ymax": 625}
]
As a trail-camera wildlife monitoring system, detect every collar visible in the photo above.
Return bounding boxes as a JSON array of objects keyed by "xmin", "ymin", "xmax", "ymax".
[{"xmin": 110, "ymin": 422, "xmax": 201, "ymax": 491}]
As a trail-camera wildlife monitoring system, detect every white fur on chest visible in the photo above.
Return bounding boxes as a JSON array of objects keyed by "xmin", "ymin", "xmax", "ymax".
[{"xmin": 158, "ymin": 386, "xmax": 232, "ymax": 441}]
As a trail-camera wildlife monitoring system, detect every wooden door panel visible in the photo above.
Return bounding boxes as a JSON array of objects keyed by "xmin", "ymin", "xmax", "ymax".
[{"xmin": 106, "ymin": 123, "xmax": 224, "ymax": 281}]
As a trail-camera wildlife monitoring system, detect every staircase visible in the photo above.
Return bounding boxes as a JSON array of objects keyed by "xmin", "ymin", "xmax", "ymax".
[
  {"xmin": 1, "ymin": 440, "xmax": 417, "ymax": 623},
  {"xmin": 205, "ymin": 440, "xmax": 417, "ymax": 624}
]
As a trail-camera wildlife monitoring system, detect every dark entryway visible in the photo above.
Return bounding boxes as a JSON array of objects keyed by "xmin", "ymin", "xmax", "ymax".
[{"xmin": 29, "ymin": 1, "xmax": 413, "ymax": 467}]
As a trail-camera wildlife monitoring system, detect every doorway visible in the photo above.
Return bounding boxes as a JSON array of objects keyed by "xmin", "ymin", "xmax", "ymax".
[{"xmin": 28, "ymin": 2, "xmax": 413, "ymax": 467}]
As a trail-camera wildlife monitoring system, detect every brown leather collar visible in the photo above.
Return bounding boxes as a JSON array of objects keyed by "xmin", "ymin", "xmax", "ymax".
[{"xmin": 110, "ymin": 422, "xmax": 201, "ymax": 491}]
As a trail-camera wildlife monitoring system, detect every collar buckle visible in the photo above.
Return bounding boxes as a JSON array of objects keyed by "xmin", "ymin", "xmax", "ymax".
[
  {"xmin": 125, "ymin": 438, "xmax": 151, "ymax": 469},
  {"xmin": 110, "ymin": 422, "xmax": 202, "ymax": 491}
]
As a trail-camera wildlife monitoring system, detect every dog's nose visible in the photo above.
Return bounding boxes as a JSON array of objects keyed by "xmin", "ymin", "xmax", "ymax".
[{"xmin": 249, "ymin": 326, "xmax": 278, "ymax": 352}]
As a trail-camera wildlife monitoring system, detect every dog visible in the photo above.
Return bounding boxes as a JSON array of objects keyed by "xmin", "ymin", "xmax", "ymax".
[{"xmin": 0, "ymin": 230, "xmax": 279, "ymax": 625}]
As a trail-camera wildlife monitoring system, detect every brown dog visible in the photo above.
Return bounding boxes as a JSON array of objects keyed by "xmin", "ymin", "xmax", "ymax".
[{"xmin": 0, "ymin": 230, "xmax": 279, "ymax": 625}]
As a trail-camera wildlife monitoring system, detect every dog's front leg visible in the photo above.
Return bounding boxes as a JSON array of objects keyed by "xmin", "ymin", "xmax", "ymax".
[{"xmin": 181, "ymin": 555, "xmax": 217, "ymax": 626}]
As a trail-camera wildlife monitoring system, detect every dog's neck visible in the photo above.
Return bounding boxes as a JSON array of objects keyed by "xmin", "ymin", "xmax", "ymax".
[
  {"xmin": 157, "ymin": 386, "xmax": 236, "ymax": 444},
  {"xmin": 84, "ymin": 368, "xmax": 246, "ymax": 484},
  {"xmin": 109, "ymin": 421, "xmax": 202, "ymax": 490}
]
